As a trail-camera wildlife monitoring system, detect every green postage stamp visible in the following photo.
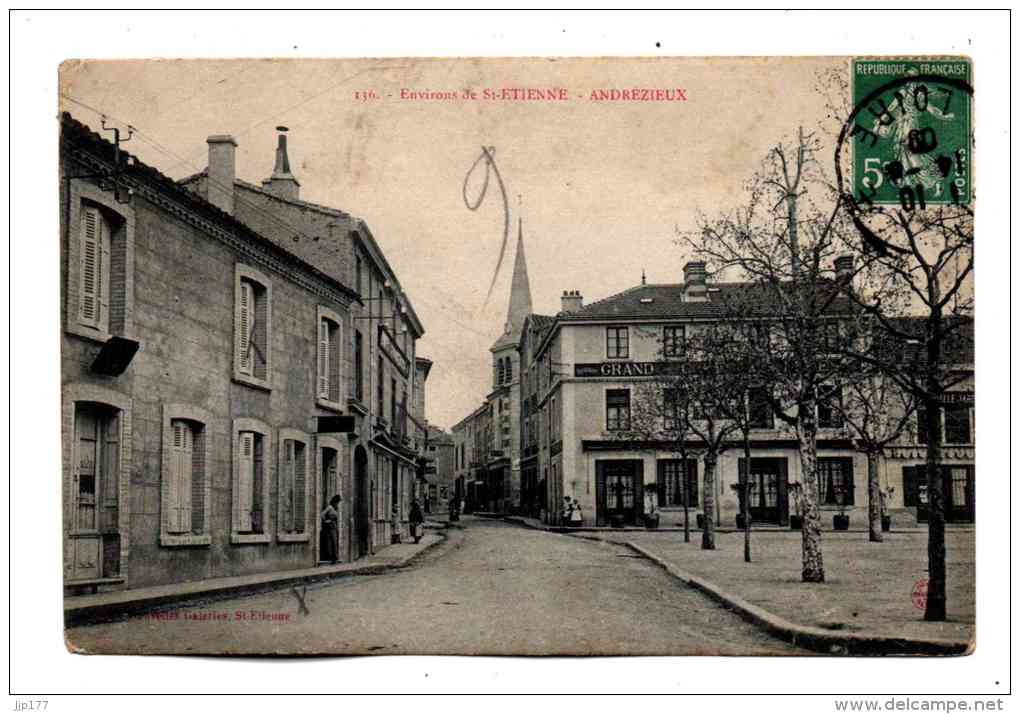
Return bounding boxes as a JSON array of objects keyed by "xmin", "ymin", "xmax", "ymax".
[{"xmin": 850, "ymin": 58, "xmax": 972, "ymax": 207}]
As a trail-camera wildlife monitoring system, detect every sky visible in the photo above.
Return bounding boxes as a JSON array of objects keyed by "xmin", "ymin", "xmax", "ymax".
[{"xmin": 60, "ymin": 56, "xmax": 845, "ymax": 429}]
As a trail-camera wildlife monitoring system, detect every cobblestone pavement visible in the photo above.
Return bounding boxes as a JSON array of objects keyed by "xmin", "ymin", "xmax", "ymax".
[{"xmin": 66, "ymin": 518, "xmax": 808, "ymax": 656}]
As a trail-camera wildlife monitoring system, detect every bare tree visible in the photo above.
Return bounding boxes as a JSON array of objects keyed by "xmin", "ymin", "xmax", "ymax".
[
  {"xmin": 683, "ymin": 128, "xmax": 862, "ymax": 583},
  {"xmin": 832, "ymin": 352, "xmax": 918, "ymax": 542},
  {"xmin": 836, "ymin": 206, "xmax": 973, "ymax": 621}
]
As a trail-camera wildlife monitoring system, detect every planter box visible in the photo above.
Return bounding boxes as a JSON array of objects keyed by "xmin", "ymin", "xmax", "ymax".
[
  {"xmin": 881, "ymin": 514, "xmax": 892, "ymax": 532},
  {"xmin": 833, "ymin": 514, "xmax": 850, "ymax": 531},
  {"xmin": 789, "ymin": 514, "xmax": 803, "ymax": 530},
  {"xmin": 643, "ymin": 514, "xmax": 660, "ymax": 529}
]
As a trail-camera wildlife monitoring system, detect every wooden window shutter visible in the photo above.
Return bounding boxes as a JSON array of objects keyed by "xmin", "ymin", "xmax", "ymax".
[
  {"xmin": 78, "ymin": 206, "xmax": 102, "ymax": 327},
  {"xmin": 252, "ymin": 435, "xmax": 264, "ymax": 533},
  {"xmin": 191, "ymin": 426, "xmax": 205, "ymax": 534},
  {"xmin": 318, "ymin": 319, "xmax": 330, "ymax": 399},
  {"xmin": 100, "ymin": 414, "xmax": 120, "ymax": 533},
  {"xmin": 169, "ymin": 421, "xmax": 193, "ymax": 533},
  {"xmin": 294, "ymin": 442, "xmax": 307, "ymax": 533},
  {"xmin": 237, "ymin": 431, "xmax": 254, "ymax": 532},
  {"xmin": 253, "ymin": 286, "xmax": 268, "ymax": 379},
  {"xmin": 238, "ymin": 281, "xmax": 253, "ymax": 375},
  {"xmin": 98, "ymin": 218, "xmax": 111, "ymax": 333},
  {"xmin": 329, "ymin": 323, "xmax": 341, "ymax": 403},
  {"xmin": 282, "ymin": 439, "xmax": 295, "ymax": 531}
]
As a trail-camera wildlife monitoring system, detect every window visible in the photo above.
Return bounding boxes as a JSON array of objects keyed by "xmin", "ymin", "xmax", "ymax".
[
  {"xmin": 748, "ymin": 387, "xmax": 775, "ymax": 429},
  {"xmin": 232, "ymin": 419, "xmax": 272, "ymax": 543},
  {"xmin": 657, "ymin": 459, "xmax": 698, "ymax": 507},
  {"xmin": 606, "ymin": 389, "xmax": 631, "ymax": 431},
  {"xmin": 354, "ymin": 330, "xmax": 364, "ymax": 401},
  {"xmin": 663, "ymin": 326, "xmax": 686, "ymax": 359},
  {"xmin": 817, "ymin": 384, "xmax": 843, "ymax": 429},
  {"xmin": 66, "ymin": 190, "xmax": 135, "ymax": 341},
  {"xmin": 278, "ymin": 430, "xmax": 310, "ymax": 540},
  {"xmin": 944, "ymin": 404, "xmax": 973, "ymax": 444},
  {"xmin": 159, "ymin": 405, "xmax": 211, "ymax": 546},
  {"xmin": 506, "ymin": 357, "xmax": 513, "ymax": 383},
  {"xmin": 317, "ymin": 307, "xmax": 342, "ymax": 408},
  {"xmin": 663, "ymin": 388, "xmax": 684, "ymax": 431},
  {"xmin": 816, "ymin": 457, "xmax": 855, "ymax": 506},
  {"xmin": 235, "ymin": 265, "xmax": 272, "ymax": 389},
  {"xmin": 606, "ymin": 327, "xmax": 629, "ymax": 359},
  {"xmin": 918, "ymin": 402, "xmax": 974, "ymax": 445},
  {"xmin": 78, "ymin": 205, "xmax": 111, "ymax": 331}
]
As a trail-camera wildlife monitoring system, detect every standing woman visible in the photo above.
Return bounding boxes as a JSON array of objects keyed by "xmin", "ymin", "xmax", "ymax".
[
  {"xmin": 320, "ymin": 494, "xmax": 341, "ymax": 564},
  {"xmin": 409, "ymin": 498, "xmax": 425, "ymax": 544}
]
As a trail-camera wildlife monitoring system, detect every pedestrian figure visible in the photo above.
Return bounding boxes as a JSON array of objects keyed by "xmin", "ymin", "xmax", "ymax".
[
  {"xmin": 410, "ymin": 498, "xmax": 425, "ymax": 544},
  {"xmin": 562, "ymin": 496, "xmax": 573, "ymax": 527},
  {"xmin": 570, "ymin": 498, "xmax": 583, "ymax": 527},
  {"xmin": 320, "ymin": 494, "xmax": 341, "ymax": 564}
]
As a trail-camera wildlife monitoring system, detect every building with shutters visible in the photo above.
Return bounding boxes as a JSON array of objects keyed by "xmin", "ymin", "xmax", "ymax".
[
  {"xmin": 61, "ymin": 113, "xmax": 425, "ymax": 595},
  {"xmin": 520, "ymin": 263, "xmax": 974, "ymax": 529}
]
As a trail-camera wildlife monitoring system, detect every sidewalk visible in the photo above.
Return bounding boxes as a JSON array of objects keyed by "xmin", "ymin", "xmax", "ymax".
[
  {"xmin": 65, "ymin": 531, "xmax": 447, "ymax": 626},
  {"xmin": 589, "ymin": 529, "xmax": 975, "ymax": 655},
  {"xmin": 504, "ymin": 514, "xmax": 949, "ymax": 535}
]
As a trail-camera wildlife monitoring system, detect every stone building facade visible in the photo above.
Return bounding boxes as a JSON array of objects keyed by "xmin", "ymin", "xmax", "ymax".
[
  {"xmin": 61, "ymin": 114, "xmax": 426, "ymax": 594},
  {"xmin": 520, "ymin": 263, "xmax": 974, "ymax": 529}
]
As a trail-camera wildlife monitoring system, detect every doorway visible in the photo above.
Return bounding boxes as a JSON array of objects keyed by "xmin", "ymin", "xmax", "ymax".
[
  {"xmin": 739, "ymin": 457, "xmax": 789, "ymax": 525},
  {"xmin": 318, "ymin": 446, "xmax": 339, "ymax": 563},
  {"xmin": 68, "ymin": 403, "xmax": 120, "ymax": 582},
  {"xmin": 353, "ymin": 446, "xmax": 370, "ymax": 559},
  {"xmin": 596, "ymin": 460, "xmax": 643, "ymax": 526}
]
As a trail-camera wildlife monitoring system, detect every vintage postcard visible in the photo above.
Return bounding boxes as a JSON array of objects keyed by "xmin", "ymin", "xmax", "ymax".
[{"xmin": 57, "ymin": 56, "xmax": 974, "ymax": 657}]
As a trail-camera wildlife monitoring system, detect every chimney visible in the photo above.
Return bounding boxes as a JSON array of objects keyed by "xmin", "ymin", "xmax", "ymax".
[
  {"xmin": 261, "ymin": 126, "xmax": 301, "ymax": 201},
  {"xmin": 206, "ymin": 135, "xmax": 237, "ymax": 215},
  {"xmin": 683, "ymin": 261, "xmax": 708, "ymax": 302},
  {"xmin": 561, "ymin": 290, "xmax": 583, "ymax": 313},
  {"xmin": 835, "ymin": 255, "xmax": 855, "ymax": 283}
]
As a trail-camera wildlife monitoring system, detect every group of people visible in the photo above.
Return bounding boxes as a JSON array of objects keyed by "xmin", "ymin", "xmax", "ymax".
[
  {"xmin": 318, "ymin": 494, "xmax": 429, "ymax": 566},
  {"xmin": 561, "ymin": 496, "xmax": 583, "ymax": 527}
]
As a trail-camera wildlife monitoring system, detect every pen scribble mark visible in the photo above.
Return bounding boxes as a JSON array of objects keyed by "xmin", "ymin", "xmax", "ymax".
[
  {"xmin": 462, "ymin": 145, "xmax": 510, "ymax": 308},
  {"xmin": 290, "ymin": 585, "xmax": 310, "ymax": 616}
]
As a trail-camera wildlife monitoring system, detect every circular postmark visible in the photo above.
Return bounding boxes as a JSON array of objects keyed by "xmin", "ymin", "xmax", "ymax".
[
  {"xmin": 835, "ymin": 60, "xmax": 973, "ymax": 252},
  {"xmin": 911, "ymin": 578, "xmax": 929, "ymax": 610}
]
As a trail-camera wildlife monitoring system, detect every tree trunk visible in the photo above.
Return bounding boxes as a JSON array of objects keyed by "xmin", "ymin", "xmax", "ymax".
[
  {"xmin": 701, "ymin": 454, "xmax": 717, "ymax": 550},
  {"xmin": 742, "ymin": 434, "xmax": 752, "ymax": 563},
  {"xmin": 923, "ymin": 390, "xmax": 947, "ymax": 621},
  {"xmin": 867, "ymin": 450, "xmax": 883, "ymax": 543},
  {"xmin": 680, "ymin": 447, "xmax": 690, "ymax": 543},
  {"xmin": 797, "ymin": 410, "xmax": 825, "ymax": 582}
]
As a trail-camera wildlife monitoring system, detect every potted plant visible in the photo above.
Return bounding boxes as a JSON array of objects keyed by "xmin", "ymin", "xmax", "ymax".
[
  {"xmin": 880, "ymin": 486, "xmax": 895, "ymax": 532},
  {"xmin": 833, "ymin": 485, "xmax": 850, "ymax": 531},
  {"xmin": 788, "ymin": 482, "xmax": 804, "ymax": 530}
]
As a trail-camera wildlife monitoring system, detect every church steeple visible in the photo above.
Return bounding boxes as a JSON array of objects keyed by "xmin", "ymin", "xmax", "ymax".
[
  {"xmin": 504, "ymin": 212, "xmax": 533, "ymax": 336},
  {"xmin": 491, "ymin": 206, "xmax": 533, "ymax": 351}
]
